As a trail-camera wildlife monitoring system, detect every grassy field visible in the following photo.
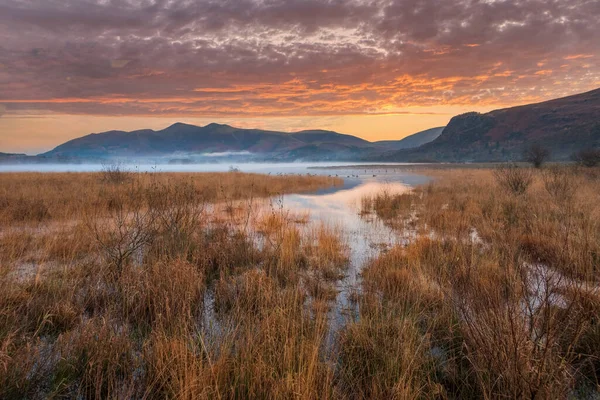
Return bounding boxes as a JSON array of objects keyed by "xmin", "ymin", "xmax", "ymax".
[
  {"xmin": 0, "ymin": 171, "xmax": 346, "ymax": 399},
  {"xmin": 0, "ymin": 171, "xmax": 340, "ymax": 224},
  {"xmin": 356, "ymin": 166, "xmax": 600, "ymax": 398},
  {"xmin": 1, "ymin": 166, "xmax": 599, "ymax": 399}
]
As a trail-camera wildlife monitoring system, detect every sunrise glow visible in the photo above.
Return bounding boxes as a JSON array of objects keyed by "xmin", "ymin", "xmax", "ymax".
[{"xmin": 1, "ymin": 0, "xmax": 599, "ymax": 153}]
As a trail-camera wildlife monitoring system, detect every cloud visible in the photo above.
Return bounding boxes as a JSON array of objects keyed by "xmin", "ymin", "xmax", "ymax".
[{"xmin": 0, "ymin": 0, "xmax": 598, "ymax": 117}]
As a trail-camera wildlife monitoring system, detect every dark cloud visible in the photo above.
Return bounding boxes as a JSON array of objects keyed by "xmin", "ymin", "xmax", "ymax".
[{"xmin": 0, "ymin": 0, "xmax": 598, "ymax": 117}]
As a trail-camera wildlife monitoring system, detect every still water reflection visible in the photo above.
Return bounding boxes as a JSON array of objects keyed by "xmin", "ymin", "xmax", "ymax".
[
  {"xmin": 4, "ymin": 161, "xmax": 428, "ymax": 343},
  {"xmin": 278, "ymin": 168, "xmax": 431, "ymax": 346}
]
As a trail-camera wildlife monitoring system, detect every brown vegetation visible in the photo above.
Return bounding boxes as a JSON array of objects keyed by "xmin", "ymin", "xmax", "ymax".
[
  {"xmin": 523, "ymin": 143, "xmax": 551, "ymax": 168},
  {"xmin": 2, "ymin": 166, "xmax": 599, "ymax": 398},
  {"xmin": 0, "ymin": 172, "xmax": 340, "ymax": 225},
  {"xmin": 0, "ymin": 171, "xmax": 346, "ymax": 399},
  {"xmin": 573, "ymin": 148, "xmax": 600, "ymax": 168},
  {"xmin": 358, "ymin": 166, "xmax": 600, "ymax": 398}
]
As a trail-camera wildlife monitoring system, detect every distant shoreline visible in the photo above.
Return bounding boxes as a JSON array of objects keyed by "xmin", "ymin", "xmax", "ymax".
[{"xmin": 308, "ymin": 162, "xmax": 535, "ymax": 170}]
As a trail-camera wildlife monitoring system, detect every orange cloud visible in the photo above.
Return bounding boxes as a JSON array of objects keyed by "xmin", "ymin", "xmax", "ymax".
[{"xmin": 564, "ymin": 54, "xmax": 594, "ymax": 60}]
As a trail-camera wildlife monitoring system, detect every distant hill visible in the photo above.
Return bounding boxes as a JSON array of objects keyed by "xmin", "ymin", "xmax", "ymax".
[
  {"xmin": 289, "ymin": 130, "xmax": 372, "ymax": 148},
  {"xmin": 41, "ymin": 122, "xmax": 425, "ymax": 161},
  {"xmin": 44, "ymin": 123, "xmax": 300, "ymax": 157},
  {"xmin": 374, "ymin": 127, "xmax": 444, "ymax": 150},
  {"xmin": 0, "ymin": 152, "xmax": 30, "ymax": 163},
  {"xmin": 7, "ymin": 88, "xmax": 600, "ymax": 164},
  {"xmin": 384, "ymin": 88, "xmax": 600, "ymax": 162}
]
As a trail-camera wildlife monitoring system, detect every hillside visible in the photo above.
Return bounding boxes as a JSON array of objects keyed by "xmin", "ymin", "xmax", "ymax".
[
  {"xmin": 0, "ymin": 152, "xmax": 32, "ymax": 163},
  {"xmin": 386, "ymin": 88, "xmax": 600, "ymax": 162},
  {"xmin": 44, "ymin": 123, "xmax": 300, "ymax": 158},
  {"xmin": 41, "ymin": 122, "xmax": 437, "ymax": 161},
  {"xmin": 374, "ymin": 127, "xmax": 444, "ymax": 150}
]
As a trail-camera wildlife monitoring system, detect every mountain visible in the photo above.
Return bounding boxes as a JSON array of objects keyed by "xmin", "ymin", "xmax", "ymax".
[
  {"xmin": 44, "ymin": 123, "xmax": 300, "ymax": 158},
  {"xmin": 385, "ymin": 88, "xmax": 600, "ymax": 162},
  {"xmin": 374, "ymin": 127, "xmax": 444, "ymax": 150},
  {"xmin": 289, "ymin": 130, "xmax": 372, "ymax": 148},
  {"xmin": 10, "ymin": 88, "xmax": 600, "ymax": 164},
  {"xmin": 0, "ymin": 152, "xmax": 30, "ymax": 163},
  {"xmin": 41, "ymin": 122, "xmax": 415, "ymax": 161},
  {"xmin": 0, "ymin": 152, "xmax": 25, "ymax": 157}
]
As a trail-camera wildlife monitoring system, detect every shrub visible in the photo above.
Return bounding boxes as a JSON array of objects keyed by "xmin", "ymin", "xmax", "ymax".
[
  {"xmin": 572, "ymin": 148, "xmax": 600, "ymax": 168},
  {"xmin": 89, "ymin": 183, "xmax": 158, "ymax": 276},
  {"xmin": 523, "ymin": 143, "xmax": 550, "ymax": 168},
  {"xmin": 146, "ymin": 179, "xmax": 206, "ymax": 260},
  {"xmin": 100, "ymin": 161, "xmax": 131, "ymax": 184},
  {"xmin": 493, "ymin": 164, "xmax": 533, "ymax": 195}
]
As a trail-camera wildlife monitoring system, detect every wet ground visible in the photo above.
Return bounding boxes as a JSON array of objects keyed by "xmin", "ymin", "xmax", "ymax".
[
  {"xmin": 196, "ymin": 164, "xmax": 431, "ymax": 348},
  {"xmin": 4, "ymin": 161, "xmax": 431, "ymax": 347},
  {"xmin": 278, "ymin": 168, "xmax": 431, "ymax": 348}
]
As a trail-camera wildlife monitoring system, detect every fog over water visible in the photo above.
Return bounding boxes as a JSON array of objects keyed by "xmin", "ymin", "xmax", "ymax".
[{"xmin": 0, "ymin": 161, "xmax": 414, "ymax": 174}]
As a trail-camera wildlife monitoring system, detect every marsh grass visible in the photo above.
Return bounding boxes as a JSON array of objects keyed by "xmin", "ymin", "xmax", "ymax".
[
  {"xmin": 2, "ymin": 167, "xmax": 600, "ymax": 398},
  {"xmin": 0, "ymin": 171, "xmax": 348, "ymax": 399},
  {"xmin": 493, "ymin": 163, "xmax": 533, "ymax": 195},
  {"xmin": 356, "ymin": 166, "xmax": 600, "ymax": 398},
  {"xmin": 0, "ymin": 172, "xmax": 341, "ymax": 225}
]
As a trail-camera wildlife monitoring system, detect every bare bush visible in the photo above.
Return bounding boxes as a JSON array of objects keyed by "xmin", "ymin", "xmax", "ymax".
[
  {"xmin": 493, "ymin": 164, "xmax": 533, "ymax": 195},
  {"xmin": 572, "ymin": 148, "xmax": 600, "ymax": 168},
  {"xmin": 523, "ymin": 143, "xmax": 551, "ymax": 168},
  {"xmin": 146, "ymin": 179, "xmax": 206, "ymax": 259},
  {"xmin": 89, "ymin": 184, "xmax": 158, "ymax": 276},
  {"xmin": 100, "ymin": 161, "xmax": 131, "ymax": 184}
]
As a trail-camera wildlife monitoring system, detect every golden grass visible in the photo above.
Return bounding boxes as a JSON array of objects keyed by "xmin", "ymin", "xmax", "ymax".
[
  {"xmin": 2, "ymin": 167, "xmax": 600, "ymax": 398},
  {"xmin": 0, "ymin": 171, "xmax": 347, "ymax": 399},
  {"xmin": 354, "ymin": 166, "xmax": 600, "ymax": 398},
  {"xmin": 0, "ymin": 171, "xmax": 341, "ymax": 225}
]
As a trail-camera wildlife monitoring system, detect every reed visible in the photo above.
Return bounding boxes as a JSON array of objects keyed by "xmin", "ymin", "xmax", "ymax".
[
  {"xmin": 0, "ymin": 171, "xmax": 347, "ymax": 399},
  {"xmin": 1, "ymin": 167, "xmax": 599, "ymax": 398},
  {"xmin": 355, "ymin": 166, "xmax": 600, "ymax": 397}
]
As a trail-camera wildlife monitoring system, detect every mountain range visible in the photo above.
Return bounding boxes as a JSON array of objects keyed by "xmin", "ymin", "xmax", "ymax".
[
  {"xmin": 38, "ymin": 123, "xmax": 443, "ymax": 162},
  {"xmin": 2, "ymin": 87, "xmax": 599, "ymax": 164},
  {"xmin": 383, "ymin": 87, "xmax": 600, "ymax": 162}
]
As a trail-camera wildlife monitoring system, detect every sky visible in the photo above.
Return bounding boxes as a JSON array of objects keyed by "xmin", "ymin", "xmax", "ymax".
[{"xmin": 0, "ymin": 0, "xmax": 599, "ymax": 154}]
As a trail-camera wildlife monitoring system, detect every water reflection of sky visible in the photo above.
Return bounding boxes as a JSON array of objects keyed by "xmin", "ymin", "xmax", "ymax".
[
  {"xmin": 285, "ymin": 181, "xmax": 410, "ymax": 220},
  {"xmin": 281, "ymin": 171, "xmax": 431, "ymax": 271},
  {"xmin": 284, "ymin": 180, "xmax": 413, "ymax": 267},
  {"xmin": 280, "ymin": 176, "xmax": 426, "ymax": 347}
]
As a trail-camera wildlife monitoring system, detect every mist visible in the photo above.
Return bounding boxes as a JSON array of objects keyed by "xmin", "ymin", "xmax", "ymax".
[{"xmin": 0, "ymin": 161, "xmax": 410, "ymax": 175}]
